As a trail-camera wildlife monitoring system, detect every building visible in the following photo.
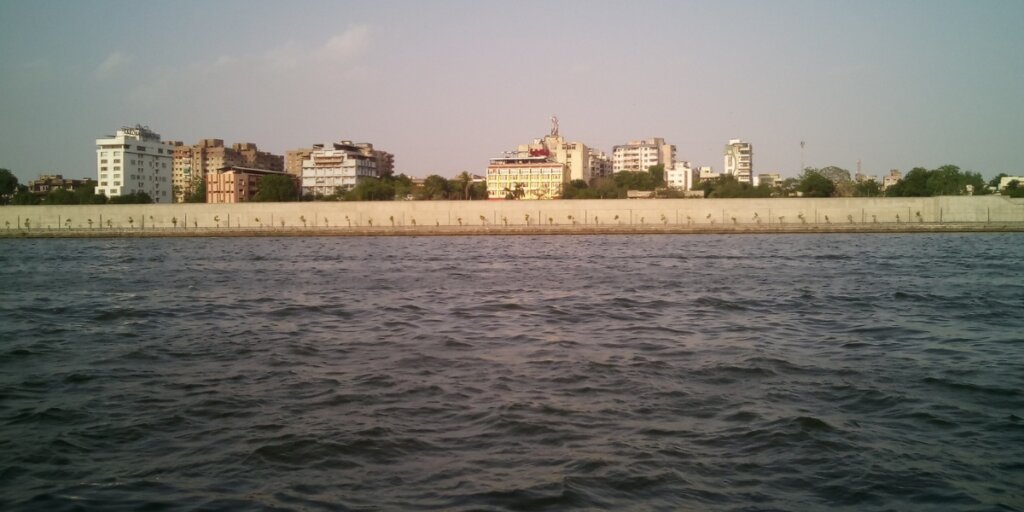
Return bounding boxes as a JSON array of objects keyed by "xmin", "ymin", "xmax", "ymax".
[
  {"xmin": 206, "ymin": 166, "xmax": 297, "ymax": 203},
  {"xmin": 286, "ymin": 148, "xmax": 314, "ymax": 177},
  {"xmin": 997, "ymin": 176, "xmax": 1024, "ymax": 190},
  {"xmin": 170, "ymin": 139, "xmax": 283, "ymax": 202},
  {"xmin": 516, "ymin": 135, "xmax": 595, "ymax": 183},
  {"xmin": 882, "ymin": 169, "xmax": 902, "ymax": 191},
  {"xmin": 486, "ymin": 155, "xmax": 568, "ymax": 200},
  {"xmin": 612, "ymin": 138, "xmax": 675, "ymax": 174},
  {"xmin": 667, "ymin": 161, "xmax": 696, "ymax": 190},
  {"xmin": 588, "ymin": 149, "xmax": 613, "ymax": 180},
  {"xmin": 27, "ymin": 175, "xmax": 96, "ymax": 194},
  {"xmin": 96, "ymin": 125, "xmax": 174, "ymax": 202},
  {"xmin": 301, "ymin": 141, "xmax": 378, "ymax": 196},
  {"xmin": 757, "ymin": 173, "xmax": 782, "ymax": 188},
  {"xmin": 697, "ymin": 166, "xmax": 720, "ymax": 183},
  {"xmin": 296, "ymin": 141, "xmax": 395, "ymax": 179},
  {"xmin": 724, "ymin": 139, "xmax": 753, "ymax": 184}
]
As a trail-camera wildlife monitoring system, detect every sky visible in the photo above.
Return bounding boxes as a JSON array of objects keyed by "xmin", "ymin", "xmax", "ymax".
[{"xmin": 1, "ymin": 0, "xmax": 1022, "ymax": 183}]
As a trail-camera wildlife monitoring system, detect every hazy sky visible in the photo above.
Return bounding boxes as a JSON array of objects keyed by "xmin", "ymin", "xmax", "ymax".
[{"xmin": 2, "ymin": 0, "xmax": 1022, "ymax": 183}]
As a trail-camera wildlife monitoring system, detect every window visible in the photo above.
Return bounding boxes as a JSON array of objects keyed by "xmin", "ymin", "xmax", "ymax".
[
  {"xmin": 100, "ymin": 181, "xmax": 108, "ymax": 186},
  {"xmin": 113, "ymin": 166, "xmax": 120, "ymax": 171},
  {"xmin": 113, "ymin": 159, "xmax": 120, "ymax": 163},
  {"xmin": 100, "ymin": 159, "xmax": 108, "ymax": 164}
]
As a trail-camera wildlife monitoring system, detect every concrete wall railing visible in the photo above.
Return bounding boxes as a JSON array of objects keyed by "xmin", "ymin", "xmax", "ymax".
[{"xmin": 2, "ymin": 196, "xmax": 1022, "ymax": 233}]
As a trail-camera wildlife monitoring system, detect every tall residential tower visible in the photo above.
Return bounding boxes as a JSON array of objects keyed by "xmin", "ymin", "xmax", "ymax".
[
  {"xmin": 724, "ymin": 139, "xmax": 753, "ymax": 184},
  {"xmin": 95, "ymin": 125, "xmax": 173, "ymax": 202}
]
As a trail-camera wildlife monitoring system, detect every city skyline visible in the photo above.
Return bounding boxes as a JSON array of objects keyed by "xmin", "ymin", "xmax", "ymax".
[{"xmin": 2, "ymin": 0, "xmax": 1022, "ymax": 184}]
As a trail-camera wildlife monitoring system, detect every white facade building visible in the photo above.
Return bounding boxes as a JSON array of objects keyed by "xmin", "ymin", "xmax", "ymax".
[
  {"xmin": 724, "ymin": 139, "xmax": 753, "ymax": 184},
  {"xmin": 95, "ymin": 125, "xmax": 173, "ymax": 202},
  {"xmin": 612, "ymin": 138, "xmax": 676, "ymax": 174},
  {"xmin": 997, "ymin": 176, "xmax": 1024, "ymax": 190},
  {"xmin": 301, "ymin": 142, "xmax": 378, "ymax": 196},
  {"xmin": 486, "ymin": 156, "xmax": 568, "ymax": 200},
  {"xmin": 667, "ymin": 161, "xmax": 695, "ymax": 190}
]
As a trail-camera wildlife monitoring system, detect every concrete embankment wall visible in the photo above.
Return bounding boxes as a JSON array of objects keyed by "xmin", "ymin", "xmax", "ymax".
[{"xmin": 1, "ymin": 196, "xmax": 1022, "ymax": 235}]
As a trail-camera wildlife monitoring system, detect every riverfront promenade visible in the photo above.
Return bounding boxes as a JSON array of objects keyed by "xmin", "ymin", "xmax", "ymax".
[{"xmin": 2, "ymin": 196, "xmax": 1023, "ymax": 238}]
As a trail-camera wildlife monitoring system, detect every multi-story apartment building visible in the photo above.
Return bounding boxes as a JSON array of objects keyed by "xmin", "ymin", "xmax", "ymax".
[
  {"xmin": 96, "ymin": 125, "xmax": 173, "ymax": 202},
  {"xmin": 667, "ymin": 161, "xmax": 695, "ymax": 190},
  {"xmin": 171, "ymin": 139, "xmax": 283, "ymax": 202},
  {"xmin": 206, "ymin": 165, "xmax": 297, "ymax": 203},
  {"xmin": 882, "ymin": 169, "xmax": 902, "ymax": 191},
  {"xmin": 612, "ymin": 138, "xmax": 675, "ymax": 174},
  {"xmin": 588, "ymin": 149, "xmax": 613, "ymax": 180},
  {"xmin": 285, "ymin": 148, "xmax": 314, "ymax": 177},
  {"xmin": 516, "ymin": 135, "xmax": 595, "ymax": 183},
  {"xmin": 724, "ymin": 139, "xmax": 753, "ymax": 184},
  {"xmin": 27, "ymin": 175, "xmax": 97, "ymax": 194},
  {"xmin": 290, "ymin": 142, "xmax": 393, "ymax": 179},
  {"xmin": 757, "ymin": 173, "xmax": 782, "ymax": 188},
  {"xmin": 486, "ymin": 155, "xmax": 568, "ymax": 200},
  {"xmin": 697, "ymin": 166, "xmax": 720, "ymax": 183},
  {"xmin": 300, "ymin": 141, "xmax": 378, "ymax": 196}
]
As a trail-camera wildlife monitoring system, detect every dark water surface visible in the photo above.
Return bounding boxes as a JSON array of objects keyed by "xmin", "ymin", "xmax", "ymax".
[{"xmin": 1, "ymin": 234, "xmax": 1022, "ymax": 511}]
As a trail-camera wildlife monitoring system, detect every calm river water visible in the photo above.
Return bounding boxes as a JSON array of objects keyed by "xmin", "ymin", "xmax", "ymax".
[{"xmin": 1, "ymin": 234, "xmax": 1022, "ymax": 511}]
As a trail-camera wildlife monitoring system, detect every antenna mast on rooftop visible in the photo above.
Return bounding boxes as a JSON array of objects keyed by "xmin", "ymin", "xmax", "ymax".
[
  {"xmin": 800, "ymin": 140, "xmax": 805, "ymax": 174},
  {"xmin": 550, "ymin": 115, "xmax": 559, "ymax": 137}
]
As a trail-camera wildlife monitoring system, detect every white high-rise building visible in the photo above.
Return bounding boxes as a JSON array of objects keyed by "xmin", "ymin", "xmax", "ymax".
[
  {"xmin": 95, "ymin": 125, "xmax": 174, "ymax": 202},
  {"xmin": 612, "ymin": 138, "xmax": 675, "ymax": 173},
  {"xmin": 724, "ymin": 139, "xmax": 753, "ymax": 184}
]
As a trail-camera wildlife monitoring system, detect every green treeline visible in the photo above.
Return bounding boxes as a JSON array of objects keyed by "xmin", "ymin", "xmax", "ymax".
[{"xmin": 0, "ymin": 169, "xmax": 153, "ymax": 205}]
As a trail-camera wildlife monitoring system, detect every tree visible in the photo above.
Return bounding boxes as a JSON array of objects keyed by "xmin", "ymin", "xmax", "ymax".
[
  {"xmin": 614, "ymin": 171, "xmax": 658, "ymax": 191},
  {"xmin": 648, "ymin": 164, "xmax": 665, "ymax": 188},
  {"xmin": 109, "ymin": 192, "xmax": 153, "ymax": 204},
  {"xmin": 43, "ymin": 188, "xmax": 77, "ymax": 205},
  {"xmin": 561, "ymin": 179, "xmax": 591, "ymax": 199},
  {"xmin": 184, "ymin": 180, "xmax": 206, "ymax": 203},
  {"xmin": 468, "ymin": 181, "xmax": 488, "ymax": 200},
  {"xmin": 344, "ymin": 178, "xmax": 394, "ymax": 201},
  {"xmin": 454, "ymin": 171, "xmax": 473, "ymax": 200},
  {"xmin": 11, "ymin": 188, "xmax": 40, "ymax": 205},
  {"xmin": 74, "ymin": 184, "xmax": 107, "ymax": 204},
  {"xmin": 853, "ymin": 180, "xmax": 882, "ymax": 197},
  {"xmin": 817, "ymin": 166, "xmax": 854, "ymax": 197},
  {"xmin": 254, "ymin": 174, "xmax": 298, "ymax": 202},
  {"xmin": 419, "ymin": 175, "xmax": 450, "ymax": 200},
  {"xmin": 703, "ymin": 174, "xmax": 772, "ymax": 198},
  {"xmin": 392, "ymin": 174, "xmax": 414, "ymax": 200},
  {"xmin": 886, "ymin": 165, "xmax": 985, "ymax": 197},
  {"xmin": 989, "ymin": 173, "xmax": 1008, "ymax": 190},
  {"xmin": 798, "ymin": 169, "xmax": 836, "ymax": 197},
  {"xmin": 0, "ymin": 169, "xmax": 18, "ymax": 204},
  {"xmin": 887, "ymin": 167, "xmax": 929, "ymax": 196},
  {"xmin": 1006, "ymin": 180, "xmax": 1024, "ymax": 198}
]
